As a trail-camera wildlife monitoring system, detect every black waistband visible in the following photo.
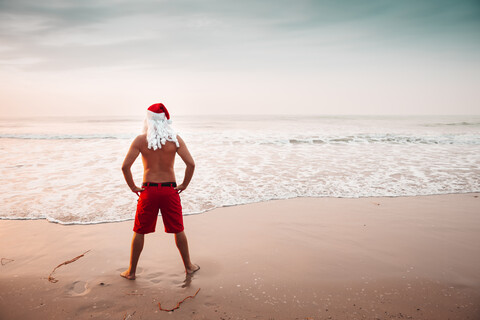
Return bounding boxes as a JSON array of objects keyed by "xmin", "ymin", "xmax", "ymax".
[{"xmin": 142, "ymin": 182, "xmax": 177, "ymax": 187}]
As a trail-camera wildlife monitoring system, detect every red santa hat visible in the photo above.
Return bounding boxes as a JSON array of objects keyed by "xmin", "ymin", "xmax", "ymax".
[
  {"xmin": 147, "ymin": 103, "xmax": 170, "ymax": 120},
  {"xmin": 144, "ymin": 102, "xmax": 178, "ymax": 149}
]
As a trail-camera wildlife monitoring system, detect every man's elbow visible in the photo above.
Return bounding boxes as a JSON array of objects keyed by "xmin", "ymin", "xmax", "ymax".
[
  {"xmin": 121, "ymin": 164, "xmax": 130, "ymax": 172},
  {"xmin": 187, "ymin": 161, "xmax": 195, "ymax": 169}
]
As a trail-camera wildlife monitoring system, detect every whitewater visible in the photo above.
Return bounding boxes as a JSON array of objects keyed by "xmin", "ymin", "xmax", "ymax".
[{"xmin": 1, "ymin": 115, "xmax": 479, "ymax": 224}]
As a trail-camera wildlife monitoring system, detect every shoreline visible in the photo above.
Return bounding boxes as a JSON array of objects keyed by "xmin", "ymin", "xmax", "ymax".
[
  {"xmin": 1, "ymin": 193, "xmax": 479, "ymax": 319},
  {"xmin": 1, "ymin": 192, "xmax": 479, "ymax": 226}
]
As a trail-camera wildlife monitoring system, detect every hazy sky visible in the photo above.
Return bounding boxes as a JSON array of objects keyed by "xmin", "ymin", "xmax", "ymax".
[{"xmin": 1, "ymin": 0, "xmax": 479, "ymax": 117}]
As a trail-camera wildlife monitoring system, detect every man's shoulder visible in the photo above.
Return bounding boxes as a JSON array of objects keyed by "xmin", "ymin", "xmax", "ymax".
[
  {"xmin": 132, "ymin": 134, "xmax": 147, "ymax": 146},
  {"xmin": 176, "ymin": 134, "xmax": 184, "ymax": 144},
  {"xmin": 135, "ymin": 133, "xmax": 147, "ymax": 139}
]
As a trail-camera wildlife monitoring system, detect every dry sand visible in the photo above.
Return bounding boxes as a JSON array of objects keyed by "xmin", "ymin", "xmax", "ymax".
[{"xmin": 1, "ymin": 194, "xmax": 479, "ymax": 319}]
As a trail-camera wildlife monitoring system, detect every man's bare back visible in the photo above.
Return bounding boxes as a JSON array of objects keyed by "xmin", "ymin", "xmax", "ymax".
[
  {"xmin": 138, "ymin": 133, "xmax": 176, "ymax": 183},
  {"xmin": 122, "ymin": 134, "xmax": 195, "ymax": 194}
]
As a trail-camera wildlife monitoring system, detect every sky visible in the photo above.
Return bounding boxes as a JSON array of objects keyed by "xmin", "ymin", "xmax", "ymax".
[{"xmin": 0, "ymin": 0, "xmax": 479, "ymax": 117}]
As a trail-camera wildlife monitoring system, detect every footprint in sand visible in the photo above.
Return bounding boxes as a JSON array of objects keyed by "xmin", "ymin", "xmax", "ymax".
[
  {"xmin": 145, "ymin": 271, "xmax": 164, "ymax": 279},
  {"xmin": 67, "ymin": 281, "xmax": 90, "ymax": 296},
  {"xmin": 145, "ymin": 272, "xmax": 165, "ymax": 284}
]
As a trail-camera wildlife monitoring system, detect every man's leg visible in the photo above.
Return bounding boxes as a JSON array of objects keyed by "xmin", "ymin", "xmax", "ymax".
[
  {"xmin": 121, "ymin": 232, "xmax": 144, "ymax": 280},
  {"xmin": 175, "ymin": 231, "xmax": 200, "ymax": 274}
]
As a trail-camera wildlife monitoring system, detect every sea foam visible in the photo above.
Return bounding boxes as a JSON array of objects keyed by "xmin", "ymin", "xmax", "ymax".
[{"xmin": 1, "ymin": 115, "xmax": 479, "ymax": 224}]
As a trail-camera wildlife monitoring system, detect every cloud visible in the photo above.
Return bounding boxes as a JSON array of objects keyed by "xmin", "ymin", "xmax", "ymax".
[{"xmin": 0, "ymin": 0, "xmax": 479, "ymax": 73}]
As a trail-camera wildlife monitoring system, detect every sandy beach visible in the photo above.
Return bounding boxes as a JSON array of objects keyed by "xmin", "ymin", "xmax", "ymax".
[{"xmin": 1, "ymin": 193, "xmax": 479, "ymax": 320}]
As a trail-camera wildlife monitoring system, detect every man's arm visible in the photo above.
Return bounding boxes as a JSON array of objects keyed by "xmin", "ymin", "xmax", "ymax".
[
  {"xmin": 122, "ymin": 136, "xmax": 144, "ymax": 196},
  {"xmin": 175, "ymin": 135, "xmax": 195, "ymax": 193}
]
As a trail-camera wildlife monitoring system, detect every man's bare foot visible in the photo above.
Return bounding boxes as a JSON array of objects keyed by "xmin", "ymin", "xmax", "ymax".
[
  {"xmin": 120, "ymin": 270, "xmax": 136, "ymax": 280},
  {"xmin": 186, "ymin": 264, "xmax": 200, "ymax": 274}
]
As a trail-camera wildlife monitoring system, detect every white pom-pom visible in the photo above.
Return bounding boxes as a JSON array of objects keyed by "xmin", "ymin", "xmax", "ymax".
[{"xmin": 167, "ymin": 119, "xmax": 172, "ymax": 124}]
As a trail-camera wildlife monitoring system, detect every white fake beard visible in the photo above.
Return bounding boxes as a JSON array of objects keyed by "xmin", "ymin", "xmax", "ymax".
[{"xmin": 143, "ymin": 112, "xmax": 179, "ymax": 150}]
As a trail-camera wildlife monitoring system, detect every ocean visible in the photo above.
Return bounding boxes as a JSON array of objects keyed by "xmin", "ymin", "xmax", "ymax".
[{"xmin": 1, "ymin": 115, "xmax": 479, "ymax": 224}]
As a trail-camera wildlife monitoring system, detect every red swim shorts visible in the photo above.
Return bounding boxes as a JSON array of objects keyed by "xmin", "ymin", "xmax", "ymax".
[{"xmin": 133, "ymin": 183, "xmax": 184, "ymax": 234}]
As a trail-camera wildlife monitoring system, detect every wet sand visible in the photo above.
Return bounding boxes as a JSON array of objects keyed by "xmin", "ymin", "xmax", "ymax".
[{"xmin": 1, "ymin": 194, "xmax": 479, "ymax": 319}]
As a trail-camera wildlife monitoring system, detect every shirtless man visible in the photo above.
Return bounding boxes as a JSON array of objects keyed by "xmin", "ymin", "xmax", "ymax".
[{"xmin": 120, "ymin": 103, "xmax": 199, "ymax": 280}]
